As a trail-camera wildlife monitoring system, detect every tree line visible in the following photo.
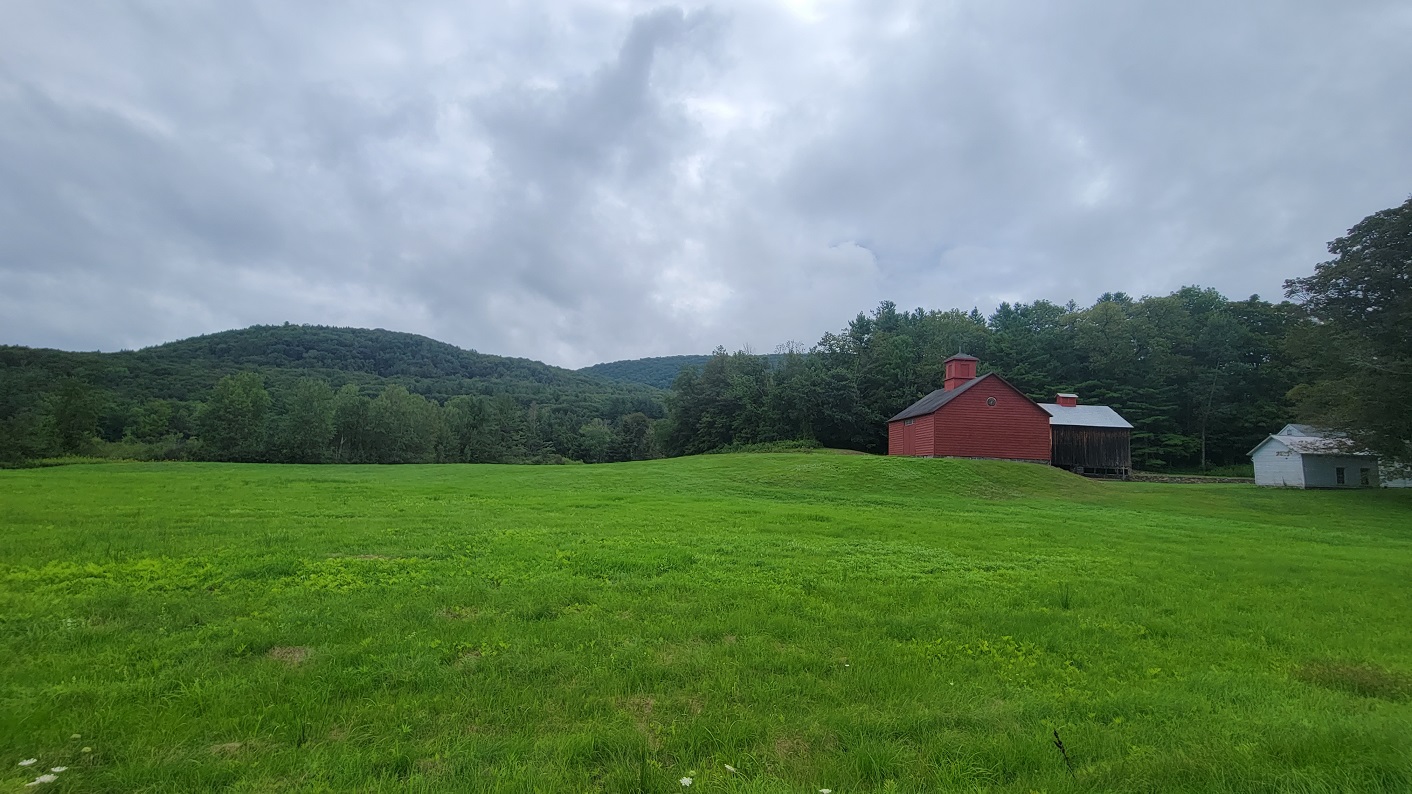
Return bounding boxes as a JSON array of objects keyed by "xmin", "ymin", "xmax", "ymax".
[
  {"xmin": 659, "ymin": 287, "xmax": 1297, "ymax": 470},
  {"xmin": 5, "ymin": 374, "xmax": 659, "ymax": 465},
  {"xmin": 0, "ymin": 324, "xmax": 667, "ymax": 466}
]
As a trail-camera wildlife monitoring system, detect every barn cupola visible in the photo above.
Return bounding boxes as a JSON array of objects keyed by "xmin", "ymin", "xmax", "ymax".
[
  {"xmin": 1056, "ymin": 393, "xmax": 1079, "ymax": 407},
  {"xmin": 943, "ymin": 354, "xmax": 979, "ymax": 391}
]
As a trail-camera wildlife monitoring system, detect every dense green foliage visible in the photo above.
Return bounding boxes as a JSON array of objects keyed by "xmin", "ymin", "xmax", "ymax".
[
  {"xmin": 580, "ymin": 355, "xmax": 785, "ymax": 390},
  {"xmin": 580, "ymin": 355, "xmax": 716, "ymax": 389},
  {"xmin": 1285, "ymin": 195, "xmax": 1412, "ymax": 467},
  {"xmin": 0, "ymin": 325, "xmax": 665, "ymax": 465},
  {"xmin": 2, "ymin": 456, "xmax": 1409, "ymax": 791},
  {"xmin": 662, "ymin": 288, "xmax": 1300, "ymax": 470}
]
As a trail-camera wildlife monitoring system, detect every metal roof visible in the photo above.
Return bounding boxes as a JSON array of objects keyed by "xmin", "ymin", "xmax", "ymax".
[
  {"xmin": 1039, "ymin": 403, "xmax": 1133, "ymax": 429},
  {"xmin": 1248, "ymin": 426, "xmax": 1370, "ymax": 457}
]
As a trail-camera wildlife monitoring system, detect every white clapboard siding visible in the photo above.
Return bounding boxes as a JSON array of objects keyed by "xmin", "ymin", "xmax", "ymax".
[{"xmin": 1252, "ymin": 438, "xmax": 1304, "ymax": 487}]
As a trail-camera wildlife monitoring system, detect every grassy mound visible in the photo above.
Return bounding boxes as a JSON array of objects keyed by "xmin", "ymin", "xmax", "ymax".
[{"xmin": 2, "ymin": 456, "xmax": 1409, "ymax": 791}]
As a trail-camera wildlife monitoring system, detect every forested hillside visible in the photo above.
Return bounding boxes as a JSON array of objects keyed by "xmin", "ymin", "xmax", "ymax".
[
  {"xmin": 579, "ymin": 354, "xmax": 785, "ymax": 389},
  {"xmin": 0, "ymin": 325, "xmax": 663, "ymax": 465},
  {"xmin": 578, "ymin": 355, "xmax": 713, "ymax": 389}
]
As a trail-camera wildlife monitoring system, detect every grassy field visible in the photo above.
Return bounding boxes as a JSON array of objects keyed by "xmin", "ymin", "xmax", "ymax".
[{"xmin": 2, "ymin": 454, "xmax": 1410, "ymax": 792}]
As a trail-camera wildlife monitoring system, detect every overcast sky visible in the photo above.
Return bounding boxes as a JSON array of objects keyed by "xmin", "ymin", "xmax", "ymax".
[{"xmin": 2, "ymin": 1, "xmax": 1409, "ymax": 368}]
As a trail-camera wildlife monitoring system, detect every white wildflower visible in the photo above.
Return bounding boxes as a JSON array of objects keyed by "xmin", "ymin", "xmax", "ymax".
[
  {"xmin": 25, "ymin": 774, "xmax": 58, "ymax": 786},
  {"xmin": 50, "ymin": 767, "xmax": 67, "ymax": 772},
  {"xmin": 680, "ymin": 777, "xmax": 693, "ymax": 787},
  {"xmin": 18, "ymin": 759, "xmax": 37, "ymax": 767},
  {"xmin": 724, "ymin": 763, "xmax": 737, "ymax": 773}
]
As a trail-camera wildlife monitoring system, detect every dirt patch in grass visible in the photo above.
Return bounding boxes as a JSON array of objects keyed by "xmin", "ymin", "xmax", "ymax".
[
  {"xmin": 209, "ymin": 741, "xmax": 244, "ymax": 756},
  {"xmin": 417, "ymin": 757, "xmax": 446, "ymax": 775},
  {"xmin": 620, "ymin": 695, "xmax": 660, "ymax": 749},
  {"xmin": 774, "ymin": 735, "xmax": 809, "ymax": 758},
  {"xmin": 622, "ymin": 695, "xmax": 654, "ymax": 721},
  {"xmin": 267, "ymin": 646, "xmax": 311, "ymax": 666},
  {"xmin": 439, "ymin": 606, "xmax": 479, "ymax": 620},
  {"xmin": 1294, "ymin": 660, "xmax": 1412, "ymax": 701}
]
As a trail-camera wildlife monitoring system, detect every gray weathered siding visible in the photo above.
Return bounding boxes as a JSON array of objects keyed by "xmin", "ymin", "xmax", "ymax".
[
  {"xmin": 1051, "ymin": 426, "xmax": 1131, "ymax": 470},
  {"xmin": 1302, "ymin": 456, "xmax": 1378, "ymax": 488}
]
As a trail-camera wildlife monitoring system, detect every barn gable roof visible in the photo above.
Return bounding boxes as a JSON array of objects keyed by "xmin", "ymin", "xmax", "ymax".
[
  {"xmin": 1039, "ymin": 404, "xmax": 1133, "ymax": 429},
  {"xmin": 888, "ymin": 373, "xmax": 1045, "ymax": 423}
]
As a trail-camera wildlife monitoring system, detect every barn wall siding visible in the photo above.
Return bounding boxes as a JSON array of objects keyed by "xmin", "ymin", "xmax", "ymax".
[
  {"xmin": 1051, "ymin": 427, "xmax": 1131, "ymax": 470},
  {"xmin": 931, "ymin": 380, "xmax": 1051, "ymax": 463},
  {"xmin": 1252, "ymin": 442, "xmax": 1305, "ymax": 487},
  {"xmin": 888, "ymin": 415, "xmax": 936, "ymax": 456},
  {"xmin": 918, "ymin": 414, "xmax": 935, "ymax": 456}
]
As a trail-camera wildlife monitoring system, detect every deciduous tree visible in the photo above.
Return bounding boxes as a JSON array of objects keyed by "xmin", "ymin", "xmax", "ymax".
[
  {"xmin": 1285, "ymin": 196, "xmax": 1412, "ymax": 465},
  {"xmin": 199, "ymin": 372, "xmax": 271, "ymax": 461}
]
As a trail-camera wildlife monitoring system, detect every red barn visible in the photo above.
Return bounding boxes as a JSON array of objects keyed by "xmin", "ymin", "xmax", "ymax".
[{"xmin": 887, "ymin": 355, "xmax": 1052, "ymax": 463}]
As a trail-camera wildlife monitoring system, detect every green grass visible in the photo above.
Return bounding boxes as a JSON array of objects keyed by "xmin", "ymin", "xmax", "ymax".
[
  {"xmin": 2, "ymin": 455, "xmax": 1410, "ymax": 792},
  {"xmin": 1159, "ymin": 463, "xmax": 1257, "ymax": 478}
]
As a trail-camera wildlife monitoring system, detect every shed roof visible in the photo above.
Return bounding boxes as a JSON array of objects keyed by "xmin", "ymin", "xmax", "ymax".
[
  {"xmin": 1039, "ymin": 403, "xmax": 1133, "ymax": 429},
  {"xmin": 1247, "ymin": 426, "xmax": 1372, "ymax": 458}
]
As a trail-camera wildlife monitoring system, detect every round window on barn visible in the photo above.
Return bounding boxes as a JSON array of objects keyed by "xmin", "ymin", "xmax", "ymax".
[{"xmin": 986, "ymin": 397, "xmax": 997, "ymax": 406}]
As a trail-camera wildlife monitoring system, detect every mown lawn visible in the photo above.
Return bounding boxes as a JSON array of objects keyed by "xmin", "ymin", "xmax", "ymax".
[{"xmin": 1, "ymin": 454, "xmax": 1410, "ymax": 792}]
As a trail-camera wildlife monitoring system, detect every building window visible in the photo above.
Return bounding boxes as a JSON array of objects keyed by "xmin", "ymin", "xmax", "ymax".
[
  {"xmin": 986, "ymin": 397, "xmax": 997, "ymax": 406},
  {"xmin": 1336, "ymin": 467, "xmax": 1345, "ymax": 485},
  {"xmin": 1360, "ymin": 468, "xmax": 1371, "ymax": 486},
  {"xmin": 903, "ymin": 418, "xmax": 915, "ymax": 426}
]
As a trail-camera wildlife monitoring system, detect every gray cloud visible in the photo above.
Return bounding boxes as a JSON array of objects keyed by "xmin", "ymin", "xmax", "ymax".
[{"xmin": 1, "ymin": 0, "xmax": 1409, "ymax": 366}]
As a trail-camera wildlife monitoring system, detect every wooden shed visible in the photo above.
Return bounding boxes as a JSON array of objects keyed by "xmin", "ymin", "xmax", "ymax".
[
  {"xmin": 887, "ymin": 355, "xmax": 1052, "ymax": 463},
  {"xmin": 1249, "ymin": 424, "xmax": 1381, "ymax": 488},
  {"xmin": 1039, "ymin": 394, "xmax": 1133, "ymax": 478}
]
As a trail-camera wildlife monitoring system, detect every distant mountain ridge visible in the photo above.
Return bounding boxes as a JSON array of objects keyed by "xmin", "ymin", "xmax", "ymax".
[
  {"xmin": 132, "ymin": 324, "xmax": 606, "ymax": 396},
  {"xmin": 1, "ymin": 324, "xmax": 664, "ymax": 436},
  {"xmin": 580, "ymin": 353, "xmax": 786, "ymax": 389},
  {"xmin": 579, "ymin": 355, "xmax": 714, "ymax": 389}
]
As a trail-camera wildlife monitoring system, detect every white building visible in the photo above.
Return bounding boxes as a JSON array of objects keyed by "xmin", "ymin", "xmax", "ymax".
[{"xmin": 1249, "ymin": 424, "xmax": 1385, "ymax": 488}]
